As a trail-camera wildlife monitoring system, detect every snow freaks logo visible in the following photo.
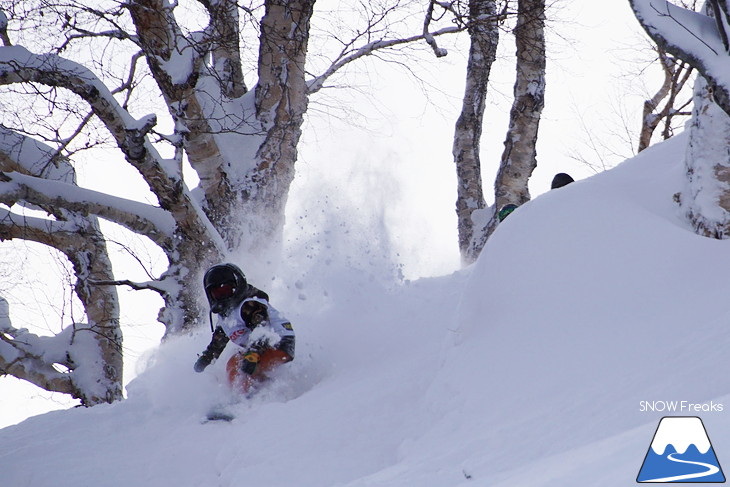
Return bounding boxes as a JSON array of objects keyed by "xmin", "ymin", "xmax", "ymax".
[
  {"xmin": 639, "ymin": 401, "xmax": 724, "ymax": 413},
  {"xmin": 637, "ymin": 416, "xmax": 725, "ymax": 483}
]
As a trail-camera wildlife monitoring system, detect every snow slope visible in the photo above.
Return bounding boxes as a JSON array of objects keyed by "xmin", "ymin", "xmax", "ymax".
[{"xmin": 3, "ymin": 133, "xmax": 730, "ymax": 486}]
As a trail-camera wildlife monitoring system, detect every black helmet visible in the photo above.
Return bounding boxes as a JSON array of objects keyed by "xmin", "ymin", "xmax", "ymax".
[
  {"xmin": 551, "ymin": 172, "xmax": 574, "ymax": 189},
  {"xmin": 203, "ymin": 263, "xmax": 247, "ymax": 314}
]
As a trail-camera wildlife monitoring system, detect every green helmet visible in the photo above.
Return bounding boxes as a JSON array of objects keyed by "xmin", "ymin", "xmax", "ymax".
[{"xmin": 498, "ymin": 204, "xmax": 518, "ymax": 222}]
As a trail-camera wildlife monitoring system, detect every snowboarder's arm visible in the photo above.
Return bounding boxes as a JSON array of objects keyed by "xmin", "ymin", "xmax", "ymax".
[
  {"xmin": 194, "ymin": 326, "xmax": 229, "ymax": 372},
  {"xmin": 240, "ymin": 298, "xmax": 295, "ymax": 361},
  {"xmin": 240, "ymin": 299, "xmax": 268, "ymax": 328}
]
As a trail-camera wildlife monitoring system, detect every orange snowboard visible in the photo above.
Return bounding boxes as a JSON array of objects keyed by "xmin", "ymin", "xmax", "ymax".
[{"xmin": 226, "ymin": 349, "xmax": 291, "ymax": 393}]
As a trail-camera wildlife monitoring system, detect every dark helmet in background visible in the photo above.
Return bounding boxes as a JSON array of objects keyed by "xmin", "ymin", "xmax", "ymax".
[
  {"xmin": 551, "ymin": 172, "xmax": 574, "ymax": 190},
  {"xmin": 203, "ymin": 263, "xmax": 247, "ymax": 314}
]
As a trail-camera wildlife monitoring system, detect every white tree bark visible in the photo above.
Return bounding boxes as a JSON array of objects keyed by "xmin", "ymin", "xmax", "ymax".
[
  {"xmin": 484, "ymin": 0, "xmax": 545, "ymax": 244},
  {"xmin": 453, "ymin": 0, "xmax": 500, "ymax": 265},
  {"xmin": 678, "ymin": 76, "xmax": 730, "ymax": 237}
]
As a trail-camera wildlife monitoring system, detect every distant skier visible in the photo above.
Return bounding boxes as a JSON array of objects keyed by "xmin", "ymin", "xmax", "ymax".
[
  {"xmin": 498, "ymin": 203, "xmax": 518, "ymax": 222},
  {"xmin": 551, "ymin": 172, "xmax": 574, "ymax": 189},
  {"xmin": 193, "ymin": 263, "xmax": 295, "ymax": 393}
]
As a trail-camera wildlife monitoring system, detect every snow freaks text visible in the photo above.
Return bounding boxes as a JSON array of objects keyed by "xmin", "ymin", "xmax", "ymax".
[{"xmin": 639, "ymin": 401, "xmax": 724, "ymax": 413}]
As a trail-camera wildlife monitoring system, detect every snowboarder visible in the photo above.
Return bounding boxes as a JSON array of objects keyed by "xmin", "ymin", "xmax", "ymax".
[
  {"xmin": 193, "ymin": 263, "xmax": 295, "ymax": 394},
  {"xmin": 551, "ymin": 172, "xmax": 574, "ymax": 189},
  {"xmin": 498, "ymin": 203, "xmax": 518, "ymax": 222}
]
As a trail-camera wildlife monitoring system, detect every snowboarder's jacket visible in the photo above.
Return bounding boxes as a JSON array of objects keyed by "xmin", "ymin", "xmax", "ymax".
[{"xmin": 194, "ymin": 284, "xmax": 295, "ymax": 373}]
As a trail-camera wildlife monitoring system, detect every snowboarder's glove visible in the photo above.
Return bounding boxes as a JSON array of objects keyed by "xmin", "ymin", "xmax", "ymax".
[
  {"xmin": 240, "ymin": 351, "xmax": 260, "ymax": 375},
  {"xmin": 194, "ymin": 350, "xmax": 214, "ymax": 373},
  {"xmin": 241, "ymin": 300, "xmax": 268, "ymax": 329},
  {"xmin": 194, "ymin": 327, "xmax": 230, "ymax": 372}
]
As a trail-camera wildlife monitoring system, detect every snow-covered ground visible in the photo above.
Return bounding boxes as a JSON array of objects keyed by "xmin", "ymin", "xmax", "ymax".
[{"xmin": 3, "ymin": 133, "xmax": 730, "ymax": 486}]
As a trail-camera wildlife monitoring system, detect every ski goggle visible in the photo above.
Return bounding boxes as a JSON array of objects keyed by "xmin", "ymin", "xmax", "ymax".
[{"xmin": 209, "ymin": 283, "xmax": 235, "ymax": 300}]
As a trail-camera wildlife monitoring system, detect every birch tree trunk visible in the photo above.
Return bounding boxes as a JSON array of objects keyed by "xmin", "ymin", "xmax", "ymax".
[
  {"xmin": 678, "ymin": 76, "xmax": 730, "ymax": 237},
  {"xmin": 483, "ymin": 0, "xmax": 546, "ymax": 243},
  {"xmin": 455, "ymin": 0, "xmax": 546, "ymax": 263},
  {"xmin": 247, "ymin": 0, "xmax": 314, "ymax": 252},
  {"xmin": 453, "ymin": 0, "xmax": 500, "ymax": 265}
]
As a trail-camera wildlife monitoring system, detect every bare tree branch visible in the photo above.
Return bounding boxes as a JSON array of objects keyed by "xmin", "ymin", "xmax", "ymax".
[{"xmin": 306, "ymin": 24, "xmax": 462, "ymax": 94}]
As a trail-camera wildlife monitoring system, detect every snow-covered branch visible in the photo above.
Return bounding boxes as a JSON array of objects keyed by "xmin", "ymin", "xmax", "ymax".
[
  {"xmin": 0, "ymin": 171, "xmax": 175, "ymax": 249},
  {"xmin": 630, "ymin": 0, "xmax": 730, "ymax": 115},
  {"xmin": 0, "ymin": 298, "xmax": 72, "ymax": 393},
  {"xmin": 0, "ymin": 125, "xmax": 76, "ymax": 183},
  {"xmin": 424, "ymin": 0, "xmax": 450, "ymax": 58},
  {"xmin": 0, "ymin": 46, "xmax": 193, "ymax": 204},
  {"xmin": 0, "ymin": 46, "xmax": 143, "ymax": 137},
  {"xmin": 0, "ymin": 207, "xmax": 84, "ymax": 243},
  {"xmin": 0, "ymin": 46, "xmax": 222, "ymax": 249},
  {"xmin": 0, "ymin": 296, "xmax": 106, "ymax": 402},
  {"xmin": 88, "ymin": 278, "xmax": 167, "ymax": 294}
]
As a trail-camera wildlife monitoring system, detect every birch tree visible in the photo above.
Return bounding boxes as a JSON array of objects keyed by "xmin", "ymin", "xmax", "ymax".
[
  {"xmin": 638, "ymin": 45, "xmax": 694, "ymax": 152},
  {"xmin": 454, "ymin": 0, "xmax": 546, "ymax": 263},
  {"xmin": 488, "ymin": 0, "xmax": 545, "ymax": 240},
  {"xmin": 452, "ymin": 0, "xmax": 501, "ymax": 265},
  {"xmin": 630, "ymin": 0, "xmax": 730, "ymax": 237},
  {"xmin": 0, "ymin": 1, "xmax": 468, "ymax": 403},
  {"xmin": 636, "ymin": 0, "xmax": 697, "ymax": 153}
]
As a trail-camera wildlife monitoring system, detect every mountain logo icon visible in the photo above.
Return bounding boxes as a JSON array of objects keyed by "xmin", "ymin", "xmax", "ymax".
[{"xmin": 637, "ymin": 416, "xmax": 725, "ymax": 483}]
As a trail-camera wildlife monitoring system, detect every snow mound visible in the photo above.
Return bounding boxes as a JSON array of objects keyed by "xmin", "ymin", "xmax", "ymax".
[{"xmin": 3, "ymin": 134, "xmax": 730, "ymax": 486}]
